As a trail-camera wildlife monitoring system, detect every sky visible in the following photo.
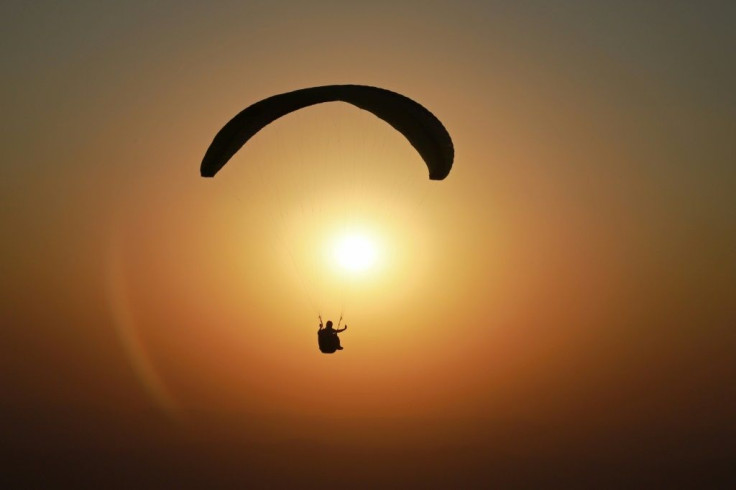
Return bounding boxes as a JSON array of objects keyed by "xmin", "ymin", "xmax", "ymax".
[{"xmin": 2, "ymin": 1, "xmax": 735, "ymax": 487}]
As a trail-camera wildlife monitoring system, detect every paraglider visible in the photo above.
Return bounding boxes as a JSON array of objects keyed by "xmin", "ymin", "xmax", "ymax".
[
  {"xmin": 200, "ymin": 84, "xmax": 454, "ymax": 180},
  {"xmin": 317, "ymin": 317, "xmax": 347, "ymax": 354},
  {"xmin": 200, "ymin": 85, "xmax": 454, "ymax": 354}
]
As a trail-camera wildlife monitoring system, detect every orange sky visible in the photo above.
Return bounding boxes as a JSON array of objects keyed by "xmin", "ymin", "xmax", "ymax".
[{"xmin": 2, "ymin": 1, "xmax": 735, "ymax": 487}]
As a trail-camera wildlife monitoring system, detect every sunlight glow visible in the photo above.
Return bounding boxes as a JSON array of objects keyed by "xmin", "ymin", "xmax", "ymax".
[{"xmin": 331, "ymin": 231, "xmax": 380, "ymax": 274}]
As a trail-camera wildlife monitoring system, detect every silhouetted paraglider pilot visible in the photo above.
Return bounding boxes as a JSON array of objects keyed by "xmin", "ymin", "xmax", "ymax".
[{"xmin": 318, "ymin": 316, "xmax": 347, "ymax": 354}]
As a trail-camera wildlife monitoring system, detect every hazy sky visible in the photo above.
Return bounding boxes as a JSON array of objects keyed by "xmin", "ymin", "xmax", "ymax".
[{"xmin": 2, "ymin": 1, "xmax": 735, "ymax": 487}]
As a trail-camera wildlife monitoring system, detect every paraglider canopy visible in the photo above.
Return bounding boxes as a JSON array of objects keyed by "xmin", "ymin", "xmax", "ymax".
[{"xmin": 201, "ymin": 85, "xmax": 454, "ymax": 180}]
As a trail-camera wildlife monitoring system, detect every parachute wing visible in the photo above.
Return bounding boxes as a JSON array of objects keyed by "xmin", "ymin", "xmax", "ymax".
[{"xmin": 200, "ymin": 85, "xmax": 454, "ymax": 180}]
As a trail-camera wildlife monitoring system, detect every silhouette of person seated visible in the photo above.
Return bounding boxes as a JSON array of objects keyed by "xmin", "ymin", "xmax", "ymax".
[{"xmin": 318, "ymin": 319, "xmax": 347, "ymax": 354}]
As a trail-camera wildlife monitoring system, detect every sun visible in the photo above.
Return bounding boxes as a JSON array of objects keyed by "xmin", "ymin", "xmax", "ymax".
[{"xmin": 330, "ymin": 230, "xmax": 381, "ymax": 274}]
